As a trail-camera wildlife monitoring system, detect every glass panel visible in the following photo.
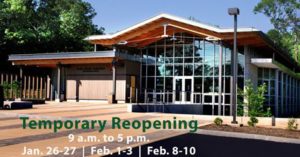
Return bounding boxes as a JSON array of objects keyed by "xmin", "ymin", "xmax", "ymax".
[
  {"xmin": 165, "ymin": 58, "xmax": 173, "ymax": 64},
  {"xmin": 238, "ymin": 53, "xmax": 245, "ymax": 76},
  {"xmin": 194, "ymin": 39, "xmax": 204, "ymax": 57},
  {"xmin": 165, "ymin": 65, "xmax": 173, "ymax": 76},
  {"xmin": 156, "ymin": 47, "xmax": 164, "ymax": 64},
  {"xmin": 174, "ymin": 58, "xmax": 183, "ymax": 63},
  {"xmin": 214, "ymin": 77, "xmax": 219, "ymax": 92},
  {"xmin": 204, "ymin": 77, "xmax": 213, "ymax": 93},
  {"xmin": 142, "ymin": 65, "xmax": 146, "ymax": 75},
  {"xmin": 165, "ymin": 77, "xmax": 173, "ymax": 91},
  {"xmin": 156, "ymin": 77, "xmax": 164, "ymax": 91},
  {"xmin": 264, "ymin": 69, "xmax": 269, "ymax": 78},
  {"xmin": 270, "ymin": 69, "xmax": 275, "ymax": 79},
  {"xmin": 147, "ymin": 47, "xmax": 156, "ymax": 64},
  {"xmin": 166, "ymin": 44, "xmax": 173, "ymax": 57},
  {"xmin": 147, "ymin": 77, "xmax": 154, "ymax": 90},
  {"xmin": 175, "ymin": 44, "xmax": 183, "ymax": 57},
  {"xmin": 225, "ymin": 77, "xmax": 231, "ymax": 93},
  {"xmin": 204, "ymin": 95, "xmax": 212, "ymax": 103},
  {"xmin": 184, "ymin": 58, "xmax": 193, "ymax": 63},
  {"xmin": 174, "ymin": 65, "xmax": 183, "ymax": 76},
  {"xmin": 185, "ymin": 79, "xmax": 192, "ymax": 101},
  {"xmin": 156, "ymin": 64, "xmax": 165, "ymax": 76},
  {"xmin": 184, "ymin": 64, "xmax": 193, "ymax": 76},
  {"xmin": 194, "ymin": 57, "xmax": 203, "ymax": 63},
  {"xmin": 184, "ymin": 44, "xmax": 193, "ymax": 57},
  {"xmin": 194, "ymin": 77, "xmax": 202, "ymax": 92},
  {"xmin": 204, "ymin": 41, "xmax": 214, "ymax": 76},
  {"xmin": 238, "ymin": 77, "xmax": 244, "ymax": 89},
  {"xmin": 258, "ymin": 68, "xmax": 263, "ymax": 79},
  {"xmin": 194, "ymin": 64, "xmax": 203, "ymax": 76},
  {"xmin": 148, "ymin": 65, "xmax": 155, "ymax": 76},
  {"xmin": 224, "ymin": 48, "xmax": 231, "ymax": 76},
  {"xmin": 175, "ymin": 79, "xmax": 182, "ymax": 101},
  {"xmin": 214, "ymin": 45, "xmax": 219, "ymax": 75}
]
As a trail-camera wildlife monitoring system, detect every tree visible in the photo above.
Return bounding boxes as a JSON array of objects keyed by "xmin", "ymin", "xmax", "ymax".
[
  {"xmin": 0, "ymin": 0, "xmax": 103, "ymax": 54},
  {"xmin": 254, "ymin": 0, "xmax": 300, "ymax": 62}
]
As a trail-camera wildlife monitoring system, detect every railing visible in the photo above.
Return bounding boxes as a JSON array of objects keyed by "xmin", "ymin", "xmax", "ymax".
[{"xmin": 0, "ymin": 72, "xmax": 48, "ymax": 100}]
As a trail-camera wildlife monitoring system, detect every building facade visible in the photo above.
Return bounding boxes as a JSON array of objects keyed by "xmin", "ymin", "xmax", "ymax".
[{"xmin": 9, "ymin": 14, "xmax": 300, "ymax": 117}]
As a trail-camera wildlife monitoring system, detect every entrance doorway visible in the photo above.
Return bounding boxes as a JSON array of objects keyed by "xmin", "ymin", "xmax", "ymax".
[{"xmin": 173, "ymin": 77, "xmax": 193, "ymax": 103}]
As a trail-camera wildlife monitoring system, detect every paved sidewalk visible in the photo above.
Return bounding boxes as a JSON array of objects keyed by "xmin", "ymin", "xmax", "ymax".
[{"xmin": 0, "ymin": 102, "xmax": 202, "ymax": 157}]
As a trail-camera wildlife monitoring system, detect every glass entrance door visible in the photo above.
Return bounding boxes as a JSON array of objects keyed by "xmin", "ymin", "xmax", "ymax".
[{"xmin": 173, "ymin": 77, "xmax": 193, "ymax": 103}]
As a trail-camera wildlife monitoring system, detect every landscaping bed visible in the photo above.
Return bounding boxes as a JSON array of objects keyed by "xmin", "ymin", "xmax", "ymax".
[{"xmin": 200, "ymin": 124, "xmax": 300, "ymax": 139}]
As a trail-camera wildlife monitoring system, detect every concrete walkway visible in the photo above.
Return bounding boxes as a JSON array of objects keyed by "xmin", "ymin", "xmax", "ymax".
[{"xmin": 0, "ymin": 102, "xmax": 199, "ymax": 157}]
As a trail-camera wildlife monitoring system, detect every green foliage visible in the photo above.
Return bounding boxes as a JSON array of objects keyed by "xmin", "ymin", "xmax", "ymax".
[
  {"xmin": 214, "ymin": 117, "xmax": 223, "ymax": 126},
  {"xmin": 0, "ymin": 0, "xmax": 104, "ymax": 55},
  {"xmin": 254, "ymin": 0, "xmax": 300, "ymax": 62},
  {"xmin": 287, "ymin": 118, "xmax": 298, "ymax": 130},
  {"xmin": 1, "ymin": 80, "xmax": 21, "ymax": 99},
  {"xmin": 248, "ymin": 116, "xmax": 259, "ymax": 127},
  {"xmin": 240, "ymin": 80, "xmax": 272, "ymax": 117},
  {"xmin": 11, "ymin": 80, "xmax": 20, "ymax": 98},
  {"xmin": 1, "ymin": 81, "xmax": 10, "ymax": 99}
]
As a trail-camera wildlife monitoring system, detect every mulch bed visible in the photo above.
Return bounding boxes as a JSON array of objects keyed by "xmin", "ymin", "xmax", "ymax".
[{"xmin": 200, "ymin": 124, "xmax": 300, "ymax": 139}]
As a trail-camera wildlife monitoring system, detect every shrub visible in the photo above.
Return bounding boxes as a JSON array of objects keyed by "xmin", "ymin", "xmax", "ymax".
[
  {"xmin": 214, "ymin": 117, "xmax": 223, "ymax": 126},
  {"xmin": 287, "ymin": 118, "xmax": 298, "ymax": 131},
  {"xmin": 248, "ymin": 116, "xmax": 258, "ymax": 127},
  {"xmin": 240, "ymin": 80, "xmax": 272, "ymax": 117}
]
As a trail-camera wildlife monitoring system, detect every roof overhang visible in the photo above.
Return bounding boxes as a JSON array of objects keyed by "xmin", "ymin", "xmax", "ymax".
[
  {"xmin": 252, "ymin": 58, "xmax": 300, "ymax": 78},
  {"xmin": 9, "ymin": 51, "xmax": 118, "ymax": 68},
  {"xmin": 84, "ymin": 13, "xmax": 262, "ymax": 48},
  {"xmin": 251, "ymin": 58, "xmax": 279, "ymax": 69}
]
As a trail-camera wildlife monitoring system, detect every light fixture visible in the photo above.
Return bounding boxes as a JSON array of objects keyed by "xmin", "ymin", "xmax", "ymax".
[
  {"xmin": 170, "ymin": 33, "xmax": 177, "ymax": 41},
  {"xmin": 117, "ymin": 41, "xmax": 128, "ymax": 45},
  {"xmin": 205, "ymin": 36, "xmax": 219, "ymax": 41}
]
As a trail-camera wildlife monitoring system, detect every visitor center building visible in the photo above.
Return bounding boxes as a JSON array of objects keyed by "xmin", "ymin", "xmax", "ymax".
[{"xmin": 9, "ymin": 14, "xmax": 300, "ymax": 117}]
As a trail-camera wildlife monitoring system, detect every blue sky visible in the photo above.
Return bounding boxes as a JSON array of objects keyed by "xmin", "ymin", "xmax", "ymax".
[{"xmin": 84, "ymin": 0, "xmax": 273, "ymax": 34}]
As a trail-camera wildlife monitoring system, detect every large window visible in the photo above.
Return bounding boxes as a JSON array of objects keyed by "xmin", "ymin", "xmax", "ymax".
[{"xmin": 141, "ymin": 34, "xmax": 245, "ymax": 107}]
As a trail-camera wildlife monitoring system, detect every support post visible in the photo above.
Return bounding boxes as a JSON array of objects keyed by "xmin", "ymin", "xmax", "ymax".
[
  {"xmin": 218, "ymin": 42, "xmax": 223, "ymax": 115},
  {"xmin": 19, "ymin": 67, "xmax": 23, "ymax": 99},
  {"xmin": 228, "ymin": 8, "xmax": 239, "ymax": 124},
  {"xmin": 109, "ymin": 60, "xmax": 117, "ymax": 104},
  {"xmin": 56, "ymin": 64, "xmax": 61, "ymax": 102},
  {"xmin": 275, "ymin": 69, "xmax": 279, "ymax": 117}
]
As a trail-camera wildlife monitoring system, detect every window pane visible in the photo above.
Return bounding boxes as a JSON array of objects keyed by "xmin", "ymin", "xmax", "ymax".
[
  {"xmin": 175, "ymin": 44, "xmax": 183, "ymax": 57},
  {"xmin": 174, "ymin": 65, "xmax": 183, "ymax": 76},
  {"xmin": 194, "ymin": 64, "xmax": 203, "ymax": 76},
  {"xmin": 156, "ymin": 77, "xmax": 164, "ymax": 91},
  {"xmin": 194, "ymin": 77, "xmax": 202, "ymax": 92},
  {"xmin": 165, "ymin": 77, "xmax": 173, "ymax": 91},
  {"xmin": 156, "ymin": 64, "xmax": 165, "ymax": 76},
  {"xmin": 184, "ymin": 64, "xmax": 193, "ymax": 76},
  {"xmin": 184, "ymin": 44, "xmax": 193, "ymax": 57},
  {"xmin": 204, "ymin": 77, "xmax": 213, "ymax": 93},
  {"xmin": 194, "ymin": 40, "xmax": 204, "ymax": 57},
  {"xmin": 147, "ymin": 77, "xmax": 154, "ymax": 90},
  {"xmin": 148, "ymin": 65, "xmax": 155, "ymax": 76},
  {"xmin": 166, "ymin": 44, "xmax": 173, "ymax": 57},
  {"xmin": 165, "ymin": 65, "xmax": 173, "ymax": 76}
]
